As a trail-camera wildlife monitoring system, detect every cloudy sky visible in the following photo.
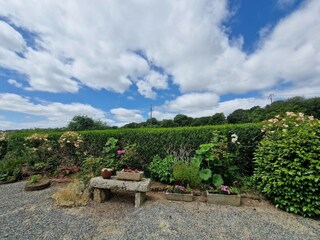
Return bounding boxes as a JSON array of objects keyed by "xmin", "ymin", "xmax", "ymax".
[{"xmin": 0, "ymin": 0, "xmax": 319, "ymax": 129}]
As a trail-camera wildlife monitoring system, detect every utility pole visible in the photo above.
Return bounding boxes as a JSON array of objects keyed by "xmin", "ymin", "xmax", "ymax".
[
  {"xmin": 268, "ymin": 94, "xmax": 274, "ymax": 104},
  {"xmin": 149, "ymin": 105, "xmax": 153, "ymax": 127}
]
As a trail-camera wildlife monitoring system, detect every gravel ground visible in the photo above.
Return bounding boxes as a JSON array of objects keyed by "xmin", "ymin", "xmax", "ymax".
[{"xmin": 0, "ymin": 181, "xmax": 319, "ymax": 240}]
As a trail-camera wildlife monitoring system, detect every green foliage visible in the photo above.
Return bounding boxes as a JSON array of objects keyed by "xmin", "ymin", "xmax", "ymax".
[
  {"xmin": 0, "ymin": 158, "xmax": 22, "ymax": 182},
  {"xmin": 172, "ymin": 161, "xmax": 201, "ymax": 187},
  {"xmin": 58, "ymin": 131, "xmax": 84, "ymax": 166},
  {"xmin": 0, "ymin": 132, "xmax": 8, "ymax": 160},
  {"xmin": 81, "ymin": 156, "xmax": 104, "ymax": 182},
  {"xmin": 148, "ymin": 155, "xmax": 175, "ymax": 184},
  {"xmin": 253, "ymin": 112, "xmax": 320, "ymax": 217},
  {"xmin": 102, "ymin": 137, "xmax": 120, "ymax": 169},
  {"xmin": 119, "ymin": 143, "xmax": 141, "ymax": 170},
  {"xmin": 27, "ymin": 174, "xmax": 42, "ymax": 184},
  {"xmin": 67, "ymin": 115, "xmax": 109, "ymax": 131},
  {"xmin": 194, "ymin": 130, "xmax": 239, "ymax": 186},
  {"xmin": 4, "ymin": 123, "xmax": 262, "ymax": 176}
]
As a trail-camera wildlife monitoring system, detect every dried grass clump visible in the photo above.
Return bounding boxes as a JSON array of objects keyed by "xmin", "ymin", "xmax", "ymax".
[{"xmin": 52, "ymin": 180, "xmax": 89, "ymax": 207}]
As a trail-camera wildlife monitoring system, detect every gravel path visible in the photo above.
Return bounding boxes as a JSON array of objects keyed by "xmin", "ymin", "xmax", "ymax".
[{"xmin": 0, "ymin": 181, "xmax": 319, "ymax": 240}]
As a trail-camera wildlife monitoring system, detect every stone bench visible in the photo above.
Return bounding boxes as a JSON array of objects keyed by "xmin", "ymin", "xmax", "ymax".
[{"xmin": 89, "ymin": 176, "xmax": 151, "ymax": 207}]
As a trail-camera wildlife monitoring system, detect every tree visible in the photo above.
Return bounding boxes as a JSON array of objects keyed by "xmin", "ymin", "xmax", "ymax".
[
  {"xmin": 146, "ymin": 117, "xmax": 159, "ymax": 127},
  {"xmin": 227, "ymin": 109, "xmax": 249, "ymax": 124},
  {"xmin": 123, "ymin": 122, "xmax": 140, "ymax": 128},
  {"xmin": 173, "ymin": 114, "xmax": 193, "ymax": 126},
  {"xmin": 211, "ymin": 113, "xmax": 226, "ymax": 125},
  {"xmin": 67, "ymin": 115, "xmax": 108, "ymax": 130},
  {"xmin": 161, "ymin": 119, "xmax": 175, "ymax": 127}
]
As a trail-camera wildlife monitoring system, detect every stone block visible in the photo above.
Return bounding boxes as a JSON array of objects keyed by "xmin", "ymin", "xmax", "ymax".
[{"xmin": 206, "ymin": 191, "xmax": 241, "ymax": 206}]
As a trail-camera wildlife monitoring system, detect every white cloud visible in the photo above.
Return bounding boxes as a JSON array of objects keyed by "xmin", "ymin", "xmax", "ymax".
[
  {"xmin": 0, "ymin": 93, "xmax": 106, "ymax": 129},
  {"xmin": 152, "ymin": 111, "xmax": 176, "ymax": 121},
  {"xmin": 110, "ymin": 107, "xmax": 145, "ymax": 123},
  {"xmin": 156, "ymin": 96, "xmax": 268, "ymax": 119},
  {"xmin": 136, "ymin": 71, "xmax": 168, "ymax": 99},
  {"xmin": 0, "ymin": 21, "xmax": 25, "ymax": 52},
  {"xmin": 1, "ymin": 0, "xmax": 319, "ymax": 98},
  {"xmin": 0, "ymin": 0, "xmax": 318, "ymax": 122},
  {"xmin": 7, "ymin": 79, "xmax": 23, "ymax": 88},
  {"xmin": 162, "ymin": 92, "xmax": 220, "ymax": 113}
]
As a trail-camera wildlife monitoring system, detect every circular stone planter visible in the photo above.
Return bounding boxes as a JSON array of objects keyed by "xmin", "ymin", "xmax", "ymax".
[
  {"xmin": 0, "ymin": 179, "xmax": 17, "ymax": 185},
  {"xmin": 25, "ymin": 179, "xmax": 51, "ymax": 191}
]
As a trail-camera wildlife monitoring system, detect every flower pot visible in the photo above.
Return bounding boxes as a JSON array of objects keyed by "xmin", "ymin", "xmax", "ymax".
[
  {"xmin": 116, "ymin": 170, "xmax": 144, "ymax": 181},
  {"xmin": 101, "ymin": 168, "xmax": 113, "ymax": 179},
  {"xmin": 165, "ymin": 191, "xmax": 193, "ymax": 202},
  {"xmin": 206, "ymin": 191, "xmax": 241, "ymax": 206}
]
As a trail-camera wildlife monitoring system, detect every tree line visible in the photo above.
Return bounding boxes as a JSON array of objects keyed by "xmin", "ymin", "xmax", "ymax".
[
  {"xmin": 9, "ymin": 96, "xmax": 318, "ymax": 132},
  {"xmin": 122, "ymin": 96, "xmax": 320, "ymax": 128}
]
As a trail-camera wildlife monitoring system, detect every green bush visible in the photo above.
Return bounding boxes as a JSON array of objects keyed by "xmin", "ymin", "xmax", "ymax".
[
  {"xmin": 0, "ymin": 158, "xmax": 22, "ymax": 182},
  {"xmin": 173, "ymin": 161, "xmax": 201, "ymax": 187},
  {"xmin": 253, "ymin": 113, "xmax": 320, "ymax": 217},
  {"xmin": 148, "ymin": 155, "xmax": 175, "ymax": 184},
  {"xmin": 0, "ymin": 132, "xmax": 8, "ymax": 160},
  {"xmin": 5, "ymin": 123, "xmax": 262, "ymax": 175}
]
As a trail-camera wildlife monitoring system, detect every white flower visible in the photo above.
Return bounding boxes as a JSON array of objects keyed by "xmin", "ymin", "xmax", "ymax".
[
  {"xmin": 231, "ymin": 134, "xmax": 238, "ymax": 143},
  {"xmin": 283, "ymin": 124, "xmax": 288, "ymax": 128}
]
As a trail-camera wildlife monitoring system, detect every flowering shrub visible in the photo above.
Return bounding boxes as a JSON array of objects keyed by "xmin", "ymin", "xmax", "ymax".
[
  {"xmin": 58, "ymin": 131, "xmax": 84, "ymax": 166},
  {"xmin": 24, "ymin": 133, "xmax": 53, "ymax": 170},
  {"xmin": 253, "ymin": 112, "xmax": 320, "ymax": 217},
  {"xmin": 167, "ymin": 184, "xmax": 191, "ymax": 194},
  {"xmin": 59, "ymin": 131, "xmax": 83, "ymax": 150},
  {"xmin": 0, "ymin": 132, "xmax": 8, "ymax": 160}
]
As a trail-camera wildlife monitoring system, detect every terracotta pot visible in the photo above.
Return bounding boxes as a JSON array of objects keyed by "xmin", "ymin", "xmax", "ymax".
[{"xmin": 101, "ymin": 168, "xmax": 113, "ymax": 179}]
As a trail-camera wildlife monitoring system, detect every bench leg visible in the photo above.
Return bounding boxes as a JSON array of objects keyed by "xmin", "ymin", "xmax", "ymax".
[
  {"xmin": 135, "ymin": 192, "xmax": 146, "ymax": 208},
  {"xmin": 93, "ymin": 189, "xmax": 112, "ymax": 203}
]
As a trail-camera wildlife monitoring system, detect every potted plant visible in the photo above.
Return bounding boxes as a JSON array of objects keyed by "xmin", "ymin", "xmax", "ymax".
[
  {"xmin": 165, "ymin": 185, "xmax": 193, "ymax": 202},
  {"xmin": 116, "ymin": 168, "xmax": 144, "ymax": 181},
  {"xmin": 206, "ymin": 185, "xmax": 241, "ymax": 206}
]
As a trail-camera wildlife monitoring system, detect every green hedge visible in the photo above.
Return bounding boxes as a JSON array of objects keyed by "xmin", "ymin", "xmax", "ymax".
[{"xmin": 2, "ymin": 123, "xmax": 262, "ymax": 176}]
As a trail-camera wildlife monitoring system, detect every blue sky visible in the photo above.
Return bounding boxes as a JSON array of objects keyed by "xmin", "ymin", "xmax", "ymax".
[{"xmin": 0, "ymin": 0, "xmax": 319, "ymax": 129}]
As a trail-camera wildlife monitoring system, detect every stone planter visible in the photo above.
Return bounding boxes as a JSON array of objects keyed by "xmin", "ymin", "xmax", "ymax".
[
  {"xmin": 165, "ymin": 191, "xmax": 193, "ymax": 202},
  {"xmin": 206, "ymin": 191, "xmax": 241, "ymax": 206},
  {"xmin": 25, "ymin": 179, "xmax": 51, "ymax": 191},
  {"xmin": 116, "ymin": 170, "xmax": 144, "ymax": 181}
]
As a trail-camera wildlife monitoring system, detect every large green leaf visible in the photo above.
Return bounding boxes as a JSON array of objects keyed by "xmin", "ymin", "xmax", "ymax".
[
  {"xmin": 191, "ymin": 156, "xmax": 201, "ymax": 168},
  {"xmin": 212, "ymin": 174, "xmax": 224, "ymax": 187},
  {"xmin": 199, "ymin": 168, "xmax": 212, "ymax": 181}
]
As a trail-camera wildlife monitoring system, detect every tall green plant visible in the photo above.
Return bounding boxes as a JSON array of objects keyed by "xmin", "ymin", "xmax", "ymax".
[
  {"xmin": 193, "ymin": 130, "xmax": 238, "ymax": 186},
  {"xmin": 253, "ymin": 113, "xmax": 320, "ymax": 217},
  {"xmin": 148, "ymin": 155, "xmax": 175, "ymax": 184}
]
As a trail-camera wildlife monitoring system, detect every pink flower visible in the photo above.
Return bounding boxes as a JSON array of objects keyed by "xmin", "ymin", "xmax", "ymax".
[
  {"xmin": 308, "ymin": 115, "xmax": 314, "ymax": 121},
  {"xmin": 117, "ymin": 150, "xmax": 125, "ymax": 155}
]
